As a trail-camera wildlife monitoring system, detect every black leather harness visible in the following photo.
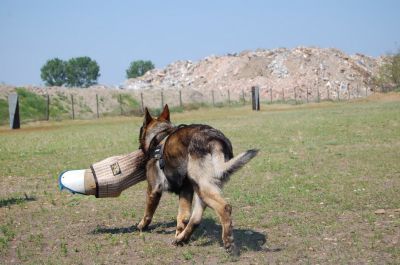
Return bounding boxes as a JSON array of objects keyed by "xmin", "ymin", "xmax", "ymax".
[{"xmin": 149, "ymin": 124, "xmax": 186, "ymax": 170}]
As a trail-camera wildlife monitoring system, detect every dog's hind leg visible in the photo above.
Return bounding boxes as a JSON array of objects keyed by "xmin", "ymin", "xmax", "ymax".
[
  {"xmin": 174, "ymin": 192, "xmax": 206, "ymax": 244},
  {"xmin": 196, "ymin": 185, "xmax": 239, "ymax": 256},
  {"xmin": 176, "ymin": 180, "xmax": 194, "ymax": 237}
]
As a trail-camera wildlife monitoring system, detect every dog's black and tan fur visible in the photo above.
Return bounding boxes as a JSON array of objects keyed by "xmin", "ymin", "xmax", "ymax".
[{"xmin": 137, "ymin": 105, "xmax": 258, "ymax": 255}]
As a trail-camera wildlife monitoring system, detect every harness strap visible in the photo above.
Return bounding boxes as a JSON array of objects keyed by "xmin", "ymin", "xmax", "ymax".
[{"xmin": 151, "ymin": 124, "xmax": 186, "ymax": 170}]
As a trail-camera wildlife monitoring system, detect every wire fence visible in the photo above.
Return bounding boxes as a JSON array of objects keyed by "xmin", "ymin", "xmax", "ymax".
[{"xmin": 1, "ymin": 84, "xmax": 375, "ymax": 125}]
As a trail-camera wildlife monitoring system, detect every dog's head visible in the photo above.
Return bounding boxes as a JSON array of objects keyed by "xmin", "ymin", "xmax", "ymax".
[{"xmin": 139, "ymin": 104, "xmax": 172, "ymax": 153}]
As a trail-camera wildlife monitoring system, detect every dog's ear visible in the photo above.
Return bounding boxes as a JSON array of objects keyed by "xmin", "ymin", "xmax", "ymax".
[
  {"xmin": 144, "ymin": 107, "xmax": 153, "ymax": 126},
  {"xmin": 159, "ymin": 104, "xmax": 170, "ymax": 121}
]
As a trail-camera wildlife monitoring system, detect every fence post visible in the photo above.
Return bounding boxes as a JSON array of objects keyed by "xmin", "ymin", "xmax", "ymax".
[
  {"xmin": 71, "ymin": 95, "xmax": 75, "ymax": 120},
  {"xmin": 46, "ymin": 94, "xmax": 50, "ymax": 121},
  {"xmin": 317, "ymin": 86, "xmax": 320, "ymax": 103},
  {"xmin": 228, "ymin": 89, "xmax": 230, "ymax": 105},
  {"xmin": 294, "ymin": 87, "xmax": 297, "ymax": 104},
  {"xmin": 96, "ymin": 94, "xmax": 99, "ymax": 118},
  {"xmin": 212, "ymin": 90, "xmax": 215, "ymax": 107},
  {"xmin": 161, "ymin": 89, "xmax": 164, "ymax": 109},
  {"xmin": 337, "ymin": 86, "xmax": 340, "ymax": 101},
  {"xmin": 140, "ymin": 92, "xmax": 144, "ymax": 112},
  {"xmin": 270, "ymin": 88, "xmax": 272, "ymax": 104},
  {"xmin": 251, "ymin": 86, "xmax": 260, "ymax": 111},
  {"xmin": 179, "ymin": 90, "xmax": 183, "ymax": 107},
  {"xmin": 327, "ymin": 87, "xmax": 330, "ymax": 101},
  {"xmin": 306, "ymin": 87, "xmax": 309, "ymax": 103},
  {"xmin": 282, "ymin": 88, "xmax": 285, "ymax": 103},
  {"xmin": 8, "ymin": 93, "xmax": 20, "ymax": 129},
  {"xmin": 119, "ymin": 94, "xmax": 123, "ymax": 115},
  {"xmin": 348, "ymin": 84, "xmax": 350, "ymax": 101},
  {"xmin": 242, "ymin": 89, "xmax": 245, "ymax": 104},
  {"xmin": 365, "ymin": 86, "xmax": 368, "ymax": 97}
]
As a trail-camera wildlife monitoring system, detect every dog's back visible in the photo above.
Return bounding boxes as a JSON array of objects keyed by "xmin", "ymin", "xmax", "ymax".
[{"xmin": 162, "ymin": 124, "xmax": 258, "ymax": 191}]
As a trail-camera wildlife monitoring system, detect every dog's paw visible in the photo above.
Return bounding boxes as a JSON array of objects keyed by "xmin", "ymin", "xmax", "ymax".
[
  {"xmin": 172, "ymin": 239, "xmax": 185, "ymax": 247},
  {"xmin": 137, "ymin": 220, "xmax": 148, "ymax": 232},
  {"xmin": 225, "ymin": 243, "xmax": 240, "ymax": 257}
]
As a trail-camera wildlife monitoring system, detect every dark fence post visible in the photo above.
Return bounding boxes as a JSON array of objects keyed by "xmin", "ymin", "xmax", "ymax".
[
  {"xmin": 140, "ymin": 92, "xmax": 144, "ymax": 112},
  {"xmin": 212, "ymin": 90, "xmax": 215, "ymax": 107},
  {"xmin": 71, "ymin": 94, "xmax": 75, "ymax": 120},
  {"xmin": 179, "ymin": 90, "xmax": 183, "ymax": 107},
  {"xmin": 96, "ymin": 94, "xmax": 99, "ymax": 118},
  {"xmin": 8, "ymin": 93, "xmax": 20, "ymax": 129},
  {"xmin": 46, "ymin": 94, "xmax": 50, "ymax": 121},
  {"xmin": 251, "ymin": 86, "xmax": 260, "ymax": 111},
  {"xmin": 306, "ymin": 87, "xmax": 309, "ymax": 103}
]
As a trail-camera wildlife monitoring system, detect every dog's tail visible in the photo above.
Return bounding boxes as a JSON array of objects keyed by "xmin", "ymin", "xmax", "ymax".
[{"xmin": 222, "ymin": 149, "xmax": 259, "ymax": 178}]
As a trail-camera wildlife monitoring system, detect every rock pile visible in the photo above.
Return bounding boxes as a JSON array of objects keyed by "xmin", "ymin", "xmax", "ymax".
[{"xmin": 123, "ymin": 47, "xmax": 382, "ymax": 102}]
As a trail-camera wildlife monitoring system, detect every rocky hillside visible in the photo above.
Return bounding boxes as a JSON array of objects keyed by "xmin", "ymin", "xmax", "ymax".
[{"xmin": 123, "ymin": 47, "xmax": 381, "ymax": 102}]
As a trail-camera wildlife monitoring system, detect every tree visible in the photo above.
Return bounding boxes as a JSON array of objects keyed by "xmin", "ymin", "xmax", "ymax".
[
  {"xmin": 126, "ymin": 60, "xmax": 155, "ymax": 79},
  {"xmin": 66, "ymin": 57, "xmax": 100, "ymax": 87},
  {"xmin": 40, "ymin": 58, "xmax": 67, "ymax": 86},
  {"xmin": 374, "ymin": 49, "xmax": 400, "ymax": 92}
]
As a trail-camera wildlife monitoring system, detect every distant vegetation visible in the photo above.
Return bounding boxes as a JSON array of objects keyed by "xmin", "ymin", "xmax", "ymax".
[
  {"xmin": 374, "ymin": 49, "xmax": 400, "ymax": 92},
  {"xmin": 40, "ymin": 57, "xmax": 100, "ymax": 88},
  {"xmin": 126, "ymin": 60, "xmax": 155, "ymax": 79}
]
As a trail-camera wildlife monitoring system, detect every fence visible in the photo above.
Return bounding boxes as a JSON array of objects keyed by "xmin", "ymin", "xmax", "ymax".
[{"xmin": 1, "ymin": 84, "xmax": 375, "ymax": 125}]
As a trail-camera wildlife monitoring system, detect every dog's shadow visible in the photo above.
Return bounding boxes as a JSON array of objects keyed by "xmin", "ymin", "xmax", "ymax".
[{"xmin": 91, "ymin": 218, "xmax": 280, "ymax": 252}]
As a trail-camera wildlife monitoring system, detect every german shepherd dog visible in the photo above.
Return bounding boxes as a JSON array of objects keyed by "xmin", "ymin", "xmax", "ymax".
[{"xmin": 137, "ymin": 105, "xmax": 258, "ymax": 255}]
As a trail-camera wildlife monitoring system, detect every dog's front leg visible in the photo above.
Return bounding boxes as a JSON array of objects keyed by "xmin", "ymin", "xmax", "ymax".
[
  {"xmin": 137, "ymin": 183, "xmax": 162, "ymax": 231},
  {"xmin": 138, "ymin": 161, "xmax": 162, "ymax": 231}
]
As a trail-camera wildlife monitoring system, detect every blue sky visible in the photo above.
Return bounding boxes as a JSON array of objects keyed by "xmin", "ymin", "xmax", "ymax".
[{"xmin": 0, "ymin": 0, "xmax": 399, "ymax": 86}]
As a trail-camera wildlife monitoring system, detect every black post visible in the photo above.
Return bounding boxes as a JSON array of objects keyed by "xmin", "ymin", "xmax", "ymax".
[
  {"xmin": 251, "ymin": 86, "xmax": 260, "ymax": 111},
  {"xmin": 71, "ymin": 94, "xmax": 75, "ymax": 120},
  {"xmin": 46, "ymin": 94, "xmax": 50, "ymax": 121},
  {"xmin": 306, "ymin": 87, "xmax": 309, "ymax": 103},
  {"xmin": 8, "ymin": 93, "xmax": 20, "ymax": 129},
  {"xmin": 96, "ymin": 94, "xmax": 99, "ymax": 118},
  {"xmin": 179, "ymin": 90, "xmax": 183, "ymax": 107}
]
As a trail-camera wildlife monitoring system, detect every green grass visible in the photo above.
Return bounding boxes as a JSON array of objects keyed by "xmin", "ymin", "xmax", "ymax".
[{"xmin": 0, "ymin": 95, "xmax": 399, "ymax": 264}]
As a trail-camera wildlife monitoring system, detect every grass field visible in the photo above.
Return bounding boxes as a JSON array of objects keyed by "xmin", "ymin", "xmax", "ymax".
[{"xmin": 1, "ymin": 94, "xmax": 399, "ymax": 264}]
